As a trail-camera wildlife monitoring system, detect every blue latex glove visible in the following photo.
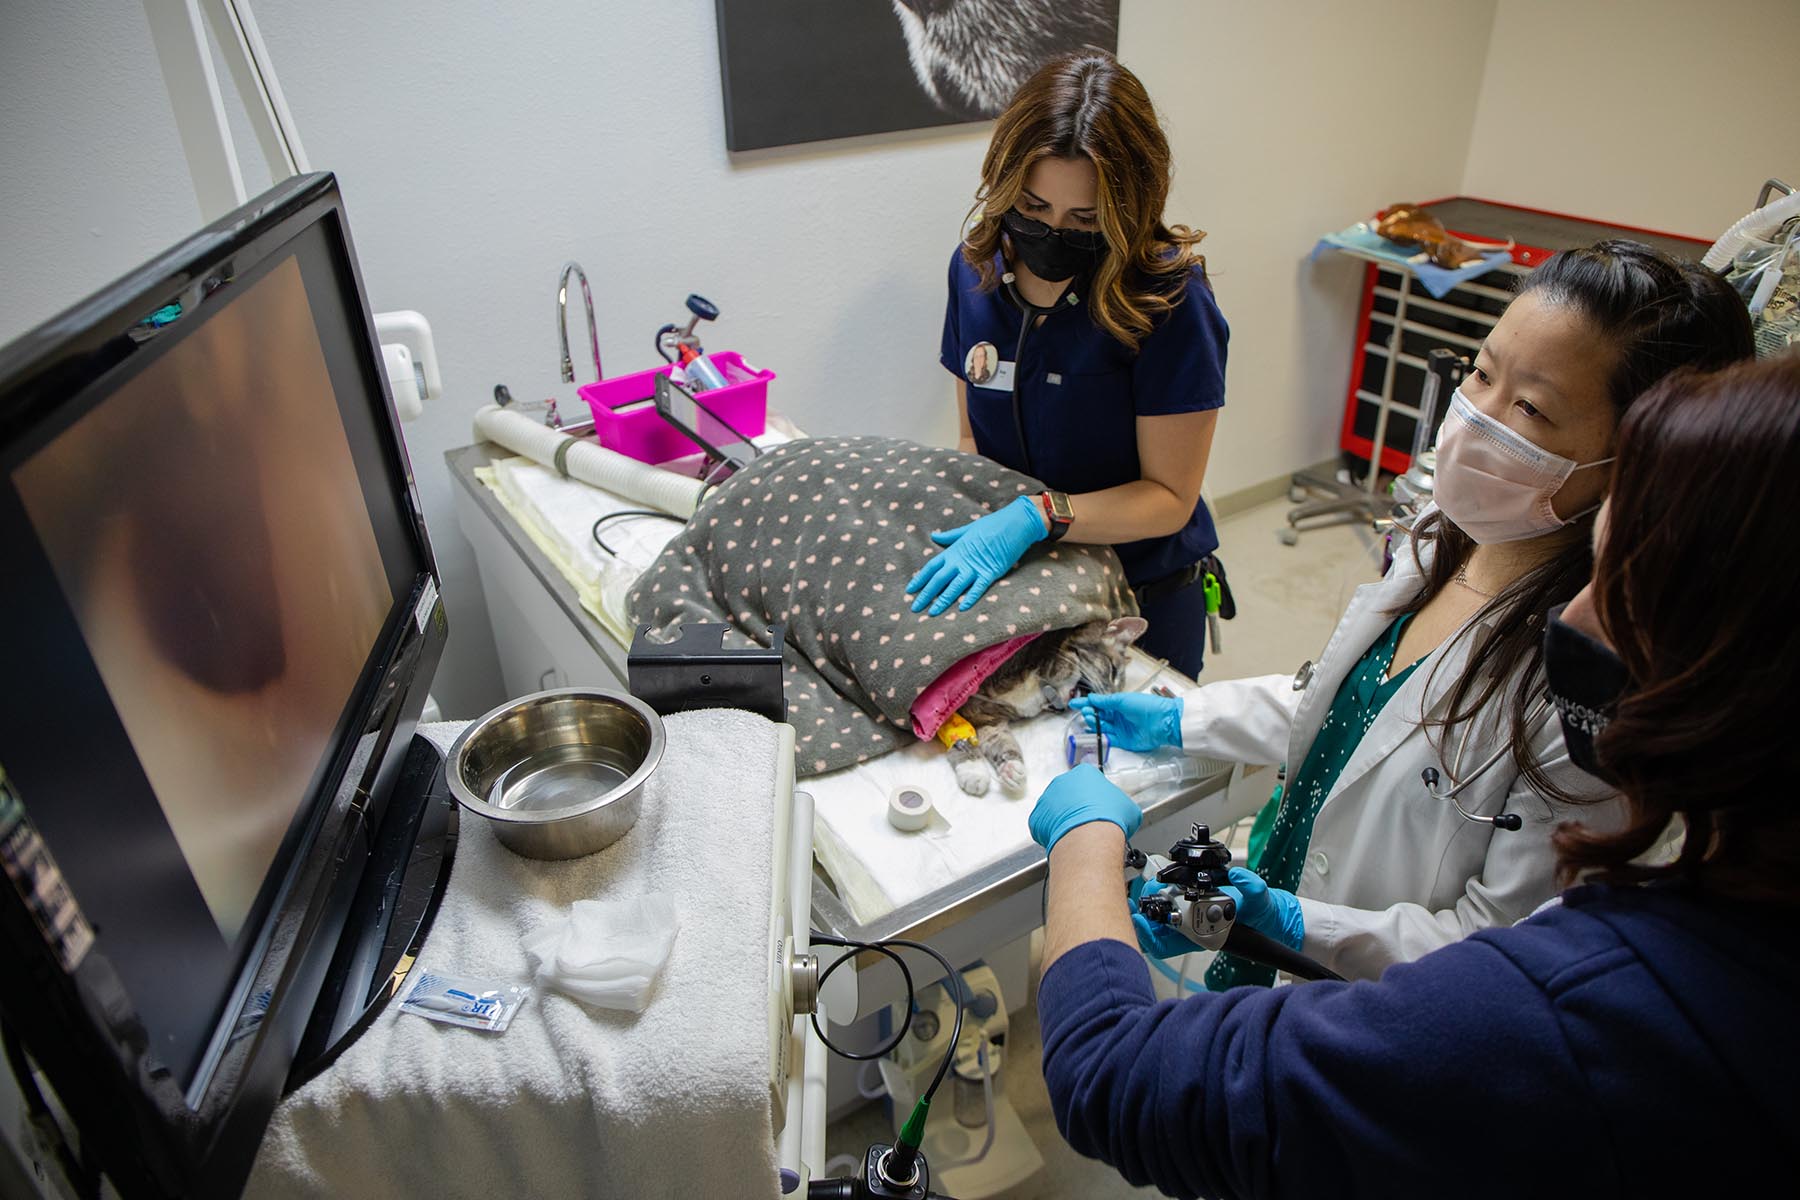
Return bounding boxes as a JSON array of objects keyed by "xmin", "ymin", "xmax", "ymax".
[
  {"xmin": 1028, "ymin": 763, "xmax": 1142, "ymax": 852},
  {"xmin": 906, "ymin": 495, "xmax": 1048, "ymax": 615},
  {"xmin": 1224, "ymin": 866, "xmax": 1305, "ymax": 952},
  {"xmin": 1067, "ymin": 692, "xmax": 1184, "ymax": 752},
  {"xmin": 1127, "ymin": 876, "xmax": 1196, "ymax": 958}
]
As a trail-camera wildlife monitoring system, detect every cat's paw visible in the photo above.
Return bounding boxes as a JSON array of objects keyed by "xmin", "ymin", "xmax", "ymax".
[
  {"xmin": 953, "ymin": 759, "xmax": 991, "ymax": 796},
  {"xmin": 996, "ymin": 759, "xmax": 1028, "ymax": 795}
]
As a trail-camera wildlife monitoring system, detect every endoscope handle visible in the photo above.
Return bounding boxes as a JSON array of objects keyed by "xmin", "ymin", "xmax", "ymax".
[{"xmin": 1223, "ymin": 924, "xmax": 1345, "ymax": 983}]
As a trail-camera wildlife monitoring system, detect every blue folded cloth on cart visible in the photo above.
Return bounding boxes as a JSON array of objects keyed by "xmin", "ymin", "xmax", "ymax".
[{"xmin": 1312, "ymin": 224, "xmax": 1514, "ymax": 298}]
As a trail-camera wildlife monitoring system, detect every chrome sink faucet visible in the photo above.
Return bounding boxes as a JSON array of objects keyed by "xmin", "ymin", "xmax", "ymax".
[{"xmin": 557, "ymin": 261, "xmax": 602, "ymax": 384}]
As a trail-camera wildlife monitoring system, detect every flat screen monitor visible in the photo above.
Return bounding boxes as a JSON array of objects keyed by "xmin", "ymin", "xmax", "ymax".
[{"xmin": 0, "ymin": 173, "xmax": 447, "ymax": 1198}]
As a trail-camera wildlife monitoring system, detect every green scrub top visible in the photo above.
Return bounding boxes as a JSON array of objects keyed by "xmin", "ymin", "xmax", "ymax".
[{"xmin": 1206, "ymin": 613, "xmax": 1419, "ymax": 990}]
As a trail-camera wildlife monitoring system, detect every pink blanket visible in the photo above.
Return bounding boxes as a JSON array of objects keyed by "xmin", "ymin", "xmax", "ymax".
[{"xmin": 909, "ymin": 632, "xmax": 1042, "ymax": 740}]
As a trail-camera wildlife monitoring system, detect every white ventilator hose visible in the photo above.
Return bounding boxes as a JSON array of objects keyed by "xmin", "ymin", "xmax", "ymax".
[
  {"xmin": 472, "ymin": 404, "xmax": 704, "ymax": 517},
  {"xmin": 1703, "ymin": 189, "xmax": 1800, "ymax": 272}
]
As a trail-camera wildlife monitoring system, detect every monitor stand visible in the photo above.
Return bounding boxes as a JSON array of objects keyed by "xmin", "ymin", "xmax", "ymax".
[{"xmin": 287, "ymin": 732, "xmax": 458, "ymax": 1091}]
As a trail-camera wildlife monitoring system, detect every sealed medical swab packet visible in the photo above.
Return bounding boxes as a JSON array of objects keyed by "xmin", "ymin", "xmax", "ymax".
[{"xmin": 398, "ymin": 971, "xmax": 530, "ymax": 1032}]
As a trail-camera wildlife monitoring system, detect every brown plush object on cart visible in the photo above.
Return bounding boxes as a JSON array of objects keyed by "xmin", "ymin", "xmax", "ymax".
[{"xmin": 1375, "ymin": 203, "xmax": 1490, "ymax": 269}]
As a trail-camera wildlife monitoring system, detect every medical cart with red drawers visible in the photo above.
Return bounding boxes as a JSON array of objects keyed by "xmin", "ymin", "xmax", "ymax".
[{"xmin": 1340, "ymin": 197, "xmax": 1710, "ymax": 476}]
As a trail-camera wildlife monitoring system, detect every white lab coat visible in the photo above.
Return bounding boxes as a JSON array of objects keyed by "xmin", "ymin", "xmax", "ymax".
[{"xmin": 1177, "ymin": 524, "xmax": 1620, "ymax": 981}]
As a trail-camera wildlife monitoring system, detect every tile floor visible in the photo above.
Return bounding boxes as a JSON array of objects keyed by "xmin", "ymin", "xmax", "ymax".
[{"xmin": 822, "ymin": 496, "xmax": 1388, "ymax": 1198}]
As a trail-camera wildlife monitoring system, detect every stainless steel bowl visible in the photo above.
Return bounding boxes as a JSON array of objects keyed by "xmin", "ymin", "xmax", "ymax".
[{"xmin": 447, "ymin": 688, "xmax": 665, "ymax": 860}]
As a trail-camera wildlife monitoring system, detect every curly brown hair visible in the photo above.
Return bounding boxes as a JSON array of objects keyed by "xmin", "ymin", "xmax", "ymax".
[{"xmin": 961, "ymin": 52, "xmax": 1204, "ymax": 350}]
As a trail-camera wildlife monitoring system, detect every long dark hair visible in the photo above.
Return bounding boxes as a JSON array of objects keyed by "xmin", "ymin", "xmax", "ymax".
[
  {"xmin": 1555, "ymin": 353, "xmax": 1800, "ymax": 901},
  {"xmin": 962, "ymin": 52, "xmax": 1204, "ymax": 350},
  {"xmin": 1402, "ymin": 240, "xmax": 1755, "ymax": 805}
]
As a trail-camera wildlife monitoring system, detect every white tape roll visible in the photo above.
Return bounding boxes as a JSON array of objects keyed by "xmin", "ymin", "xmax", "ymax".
[{"xmin": 887, "ymin": 784, "xmax": 933, "ymax": 832}]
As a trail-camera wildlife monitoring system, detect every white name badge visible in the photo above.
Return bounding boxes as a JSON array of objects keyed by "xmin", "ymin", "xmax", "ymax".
[{"xmin": 977, "ymin": 360, "xmax": 1016, "ymax": 391}]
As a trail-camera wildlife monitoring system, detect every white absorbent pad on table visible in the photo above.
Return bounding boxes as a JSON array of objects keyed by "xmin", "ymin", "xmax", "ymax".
[
  {"xmin": 247, "ymin": 712, "xmax": 782, "ymax": 1200},
  {"xmin": 476, "ymin": 455, "xmax": 679, "ymax": 643},
  {"xmin": 476, "ymin": 429, "xmax": 797, "ymax": 644},
  {"xmin": 807, "ymin": 651, "xmax": 1178, "ymax": 925}
]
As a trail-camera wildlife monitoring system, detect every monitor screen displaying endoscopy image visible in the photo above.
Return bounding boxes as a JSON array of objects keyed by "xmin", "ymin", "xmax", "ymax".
[
  {"xmin": 0, "ymin": 175, "xmax": 448, "ymax": 1195},
  {"xmin": 12, "ymin": 255, "xmax": 392, "ymax": 947}
]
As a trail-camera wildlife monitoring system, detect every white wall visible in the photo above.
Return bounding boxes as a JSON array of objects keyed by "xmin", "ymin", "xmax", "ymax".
[
  {"xmin": 1121, "ymin": 0, "xmax": 1497, "ymax": 503},
  {"xmin": 0, "ymin": 4, "xmax": 209, "ymax": 333},
  {"xmin": 1462, "ymin": 0, "xmax": 1800, "ymax": 240}
]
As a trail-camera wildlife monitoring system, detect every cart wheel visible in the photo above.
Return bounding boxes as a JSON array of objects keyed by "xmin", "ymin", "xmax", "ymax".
[
  {"xmin": 1288, "ymin": 485, "xmax": 1306, "ymax": 504},
  {"xmin": 1278, "ymin": 528, "xmax": 1299, "ymax": 547}
]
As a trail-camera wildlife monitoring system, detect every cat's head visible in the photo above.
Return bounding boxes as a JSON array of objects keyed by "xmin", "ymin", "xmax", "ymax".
[{"xmin": 1034, "ymin": 615, "xmax": 1149, "ymax": 710}]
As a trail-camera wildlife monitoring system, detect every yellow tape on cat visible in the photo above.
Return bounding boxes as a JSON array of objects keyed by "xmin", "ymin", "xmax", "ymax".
[{"xmin": 935, "ymin": 713, "xmax": 977, "ymax": 750}]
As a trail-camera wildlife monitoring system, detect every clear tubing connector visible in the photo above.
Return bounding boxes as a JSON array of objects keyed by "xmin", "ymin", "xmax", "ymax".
[{"xmin": 1104, "ymin": 752, "xmax": 1206, "ymax": 794}]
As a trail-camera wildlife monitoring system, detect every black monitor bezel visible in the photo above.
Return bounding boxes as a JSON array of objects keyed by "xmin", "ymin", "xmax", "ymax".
[{"xmin": 0, "ymin": 173, "xmax": 445, "ymax": 1198}]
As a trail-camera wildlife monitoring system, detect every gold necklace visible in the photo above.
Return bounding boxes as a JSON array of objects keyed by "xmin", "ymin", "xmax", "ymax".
[{"xmin": 1453, "ymin": 568, "xmax": 1496, "ymax": 599}]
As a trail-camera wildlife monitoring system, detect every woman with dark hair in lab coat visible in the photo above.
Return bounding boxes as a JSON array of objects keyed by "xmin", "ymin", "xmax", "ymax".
[
  {"xmin": 1069, "ymin": 240, "xmax": 1755, "ymax": 986},
  {"xmin": 1029, "ymin": 351, "xmax": 1800, "ymax": 1197},
  {"xmin": 909, "ymin": 51, "xmax": 1229, "ymax": 678}
]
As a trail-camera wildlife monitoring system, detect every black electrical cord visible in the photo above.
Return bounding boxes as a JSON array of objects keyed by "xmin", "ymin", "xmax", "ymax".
[
  {"xmin": 804, "ymin": 937, "xmax": 914, "ymax": 1061},
  {"xmin": 881, "ymin": 937, "xmax": 965, "ymax": 1104},
  {"xmin": 590, "ymin": 509, "xmax": 686, "ymax": 557},
  {"xmin": 808, "ymin": 933, "xmax": 966, "ymax": 1106}
]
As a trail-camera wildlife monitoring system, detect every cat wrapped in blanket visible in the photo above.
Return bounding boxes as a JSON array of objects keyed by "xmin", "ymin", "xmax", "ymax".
[{"xmin": 941, "ymin": 615, "xmax": 1146, "ymax": 796}]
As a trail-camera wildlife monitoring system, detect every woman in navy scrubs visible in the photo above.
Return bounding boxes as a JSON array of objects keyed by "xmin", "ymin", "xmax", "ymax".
[{"xmin": 908, "ymin": 51, "xmax": 1228, "ymax": 678}]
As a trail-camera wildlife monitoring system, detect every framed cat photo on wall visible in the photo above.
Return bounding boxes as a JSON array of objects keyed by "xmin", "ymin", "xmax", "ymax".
[{"xmin": 713, "ymin": 0, "xmax": 1121, "ymax": 151}]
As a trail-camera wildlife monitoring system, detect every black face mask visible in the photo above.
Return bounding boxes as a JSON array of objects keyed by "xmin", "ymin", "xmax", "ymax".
[
  {"xmin": 1543, "ymin": 603, "xmax": 1630, "ymax": 783},
  {"xmin": 1002, "ymin": 210, "xmax": 1107, "ymax": 283}
]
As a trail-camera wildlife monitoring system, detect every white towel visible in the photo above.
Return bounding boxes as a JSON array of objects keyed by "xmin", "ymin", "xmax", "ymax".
[
  {"xmin": 247, "ymin": 712, "xmax": 782, "ymax": 1200},
  {"xmin": 807, "ymin": 652, "xmax": 1179, "ymax": 924}
]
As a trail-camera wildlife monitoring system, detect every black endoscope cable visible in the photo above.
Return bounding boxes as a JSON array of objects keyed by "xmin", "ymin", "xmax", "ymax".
[
  {"xmin": 1223, "ymin": 925, "xmax": 1344, "ymax": 983},
  {"xmin": 808, "ymin": 932, "xmax": 966, "ymax": 1188}
]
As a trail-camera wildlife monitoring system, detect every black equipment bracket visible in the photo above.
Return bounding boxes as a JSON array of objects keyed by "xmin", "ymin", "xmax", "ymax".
[{"xmin": 628, "ymin": 622, "xmax": 787, "ymax": 722}]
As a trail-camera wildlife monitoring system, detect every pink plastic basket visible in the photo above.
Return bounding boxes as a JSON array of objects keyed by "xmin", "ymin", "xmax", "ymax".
[{"xmin": 578, "ymin": 350, "xmax": 774, "ymax": 466}]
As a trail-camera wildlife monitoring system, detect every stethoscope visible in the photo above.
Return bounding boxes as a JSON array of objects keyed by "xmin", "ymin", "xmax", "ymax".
[
  {"xmin": 1000, "ymin": 270, "xmax": 1080, "ymax": 478},
  {"xmin": 1291, "ymin": 659, "xmax": 1550, "ymax": 833}
]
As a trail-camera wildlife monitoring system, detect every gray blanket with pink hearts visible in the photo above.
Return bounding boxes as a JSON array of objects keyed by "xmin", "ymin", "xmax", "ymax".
[{"xmin": 628, "ymin": 436, "xmax": 1137, "ymax": 775}]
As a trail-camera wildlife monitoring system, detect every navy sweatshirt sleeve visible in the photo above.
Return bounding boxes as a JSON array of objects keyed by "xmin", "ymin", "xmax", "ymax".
[{"xmin": 1037, "ymin": 937, "xmax": 1615, "ymax": 1200}]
